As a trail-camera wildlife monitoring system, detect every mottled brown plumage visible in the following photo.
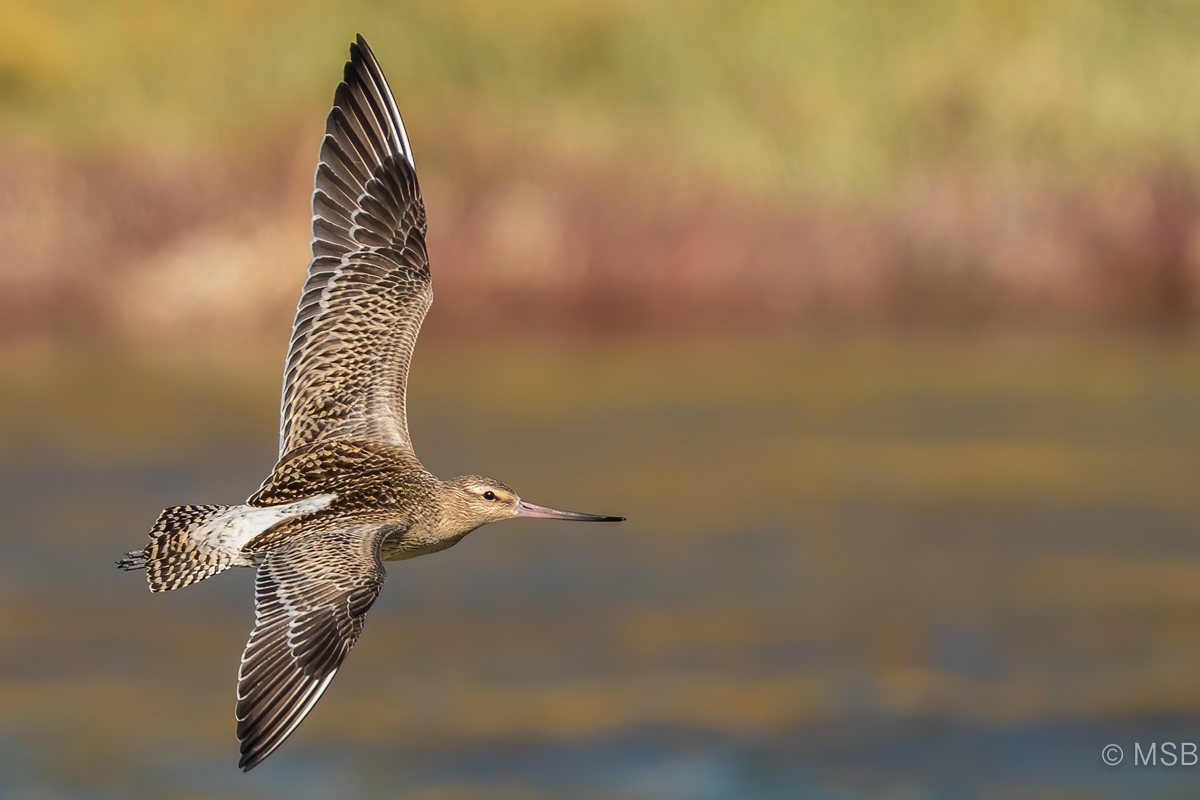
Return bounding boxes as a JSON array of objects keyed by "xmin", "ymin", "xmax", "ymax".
[{"xmin": 119, "ymin": 35, "xmax": 622, "ymax": 772}]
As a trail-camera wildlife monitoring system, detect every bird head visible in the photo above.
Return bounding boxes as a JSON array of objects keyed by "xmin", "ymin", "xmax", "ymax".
[{"xmin": 442, "ymin": 475, "xmax": 624, "ymax": 534}]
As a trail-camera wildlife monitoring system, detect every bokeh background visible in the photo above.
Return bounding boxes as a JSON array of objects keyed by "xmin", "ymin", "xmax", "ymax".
[{"xmin": 4, "ymin": 1, "xmax": 1200, "ymax": 798}]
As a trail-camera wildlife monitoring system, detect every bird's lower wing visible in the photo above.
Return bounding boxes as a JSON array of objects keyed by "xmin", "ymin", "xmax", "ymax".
[{"xmin": 235, "ymin": 523, "xmax": 398, "ymax": 770}]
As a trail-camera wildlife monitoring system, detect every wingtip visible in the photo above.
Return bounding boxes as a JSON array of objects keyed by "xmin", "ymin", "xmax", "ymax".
[
  {"xmin": 236, "ymin": 668, "xmax": 340, "ymax": 771},
  {"xmin": 236, "ymin": 720, "xmax": 284, "ymax": 772},
  {"xmin": 346, "ymin": 35, "xmax": 371, "ymax": 79},
  {"xmin": 335, "ymin": 32, "xmax": 415, "ymax": 171},
  {"xmin": 237, "ymin": 741, "xmax": 277, "ymax": 772},
  {"xmin": 350, "ymin": 34, "xmax": 367, "ymax": 62},
  {"xmin": 350, "ymin": 34, "xmax": 379, "ymax": 74}
]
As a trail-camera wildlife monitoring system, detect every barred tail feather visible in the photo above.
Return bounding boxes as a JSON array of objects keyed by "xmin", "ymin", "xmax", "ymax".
[
  {"xmin": 133, "ymin": 504, "xmax": 236, "ymax": 593},
  {"xmin": 119, "ymin": 495, "xmax": 338, "ymax": 593}
]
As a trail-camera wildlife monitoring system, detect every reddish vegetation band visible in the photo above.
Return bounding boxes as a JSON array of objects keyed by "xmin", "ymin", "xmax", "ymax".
[{"xmin": 3, "ymin": 149, "xmax": 1198, "ymax": 344}]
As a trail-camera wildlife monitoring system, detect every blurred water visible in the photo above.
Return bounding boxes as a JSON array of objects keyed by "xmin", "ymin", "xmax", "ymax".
[{"xmin": 3, "ymin": 338, "xmax": 1200, "ymax": 798}]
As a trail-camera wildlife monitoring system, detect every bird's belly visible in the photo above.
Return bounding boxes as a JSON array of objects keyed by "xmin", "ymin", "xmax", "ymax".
[{"xmin": 379, "ymin": 529, "xmax": 468, "ymax": 561}]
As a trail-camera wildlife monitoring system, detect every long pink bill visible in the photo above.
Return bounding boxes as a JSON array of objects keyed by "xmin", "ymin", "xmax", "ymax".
[{"xmin": 517, "ymin": 501, "xmax": 625, "ymax": 522}]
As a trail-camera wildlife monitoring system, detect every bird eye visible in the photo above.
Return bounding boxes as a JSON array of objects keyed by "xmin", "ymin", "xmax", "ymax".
[{"xmin": 483, "ymin": 491, "xmax": 497, "ymax": 501}]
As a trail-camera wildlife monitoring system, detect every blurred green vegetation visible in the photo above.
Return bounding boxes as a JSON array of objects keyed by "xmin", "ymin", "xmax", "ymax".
[{"xmin": 5, "ymin": 0, "xmax": 1200, "ymax": 196}]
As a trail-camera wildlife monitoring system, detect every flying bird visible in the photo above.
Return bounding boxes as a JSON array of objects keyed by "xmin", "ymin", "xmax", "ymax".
[{"xmin": 120, "ymin": 35, "xmax": 623, "ymax": 771}]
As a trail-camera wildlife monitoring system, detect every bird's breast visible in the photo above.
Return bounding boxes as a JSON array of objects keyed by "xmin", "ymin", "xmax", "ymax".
[{"xmin": 379, "ymin": 524, "xmax": 468, "ymax": 561}]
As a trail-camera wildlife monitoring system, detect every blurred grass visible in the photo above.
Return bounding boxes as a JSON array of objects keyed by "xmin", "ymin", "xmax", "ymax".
[{"xmin": 5, "ymin": 0, "xmax": 1200, "ymax": 196}]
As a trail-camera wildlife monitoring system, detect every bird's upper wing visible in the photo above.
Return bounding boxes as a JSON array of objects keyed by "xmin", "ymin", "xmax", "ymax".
[
  {"xmin": 278, "ymin": 35, "xmax": 432, "ymax": 459},
  {"xmin": 235, "ymin": 523, "xmax": 396, "ymax": 771}
]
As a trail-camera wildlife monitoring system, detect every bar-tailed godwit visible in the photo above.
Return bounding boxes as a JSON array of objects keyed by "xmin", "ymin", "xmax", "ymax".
[{"xmin": 120, "ymin": 35, "xmax": 623, "ymax": 771}]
